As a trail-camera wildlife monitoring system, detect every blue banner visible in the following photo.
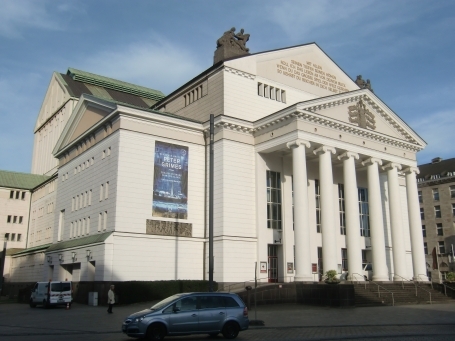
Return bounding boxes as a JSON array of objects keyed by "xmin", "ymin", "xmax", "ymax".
[{"xmin": 152, "ymin": 141, "xmax": 189, "ymax": 219}]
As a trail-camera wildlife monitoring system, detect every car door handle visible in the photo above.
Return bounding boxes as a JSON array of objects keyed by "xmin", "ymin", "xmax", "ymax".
[{"xmin": 192, "ymin": 314, "xmax": 197, "ymax": 317}]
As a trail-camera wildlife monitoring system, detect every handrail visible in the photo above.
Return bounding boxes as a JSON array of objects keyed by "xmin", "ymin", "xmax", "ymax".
[
  {"xmin": 390, "ymin": 272, "xmax": 432, "ymax": 304},
  {"xmin": 438, "ymin": 282, "xmax": 455, "ymax": 296},
  {"xmin": 350, "ymin": 272, "xmax": 367, "ymax": 289},
  {"xmin": 350, "ymin": 272, "xmax": 394, "ymax": 306},
  {"xmin": 416, "ymin": 274, "xmax": 432, "ymax": 288}
]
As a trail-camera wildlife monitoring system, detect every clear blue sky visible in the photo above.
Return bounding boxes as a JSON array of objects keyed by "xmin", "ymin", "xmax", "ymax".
[{"xmin": 1, "ymin": 0, "xmax": 454, "ymax": 173}]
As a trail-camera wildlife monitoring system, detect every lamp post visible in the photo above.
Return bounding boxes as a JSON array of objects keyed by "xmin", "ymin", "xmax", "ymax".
[
  {"xmin": 0, "ymin": 237, "xmax": 7, "ymax": 296},
  {"xmin": 209, "ymin": 114, "xmax": 214, "ymax": 292}
]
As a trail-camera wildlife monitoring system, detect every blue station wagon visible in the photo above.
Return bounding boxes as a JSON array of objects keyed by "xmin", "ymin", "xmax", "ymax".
[{"xmin": 122, "ymin": 292, "xmax": 249, "ymax": 340}]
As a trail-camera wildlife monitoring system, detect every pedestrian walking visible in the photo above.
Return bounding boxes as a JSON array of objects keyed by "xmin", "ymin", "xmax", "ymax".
[{"xmin": 107, "ymin": 285, "xmax": 115, "ymax": 314}]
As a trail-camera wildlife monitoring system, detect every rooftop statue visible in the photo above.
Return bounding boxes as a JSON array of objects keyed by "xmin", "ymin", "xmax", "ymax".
[
  {"xmin": 355, "ymin": 75, "xmax": 374, "ymax": 92},
  {"xmin": 214, "ymin": 27, "xmax": 250, "ymax": 64}
]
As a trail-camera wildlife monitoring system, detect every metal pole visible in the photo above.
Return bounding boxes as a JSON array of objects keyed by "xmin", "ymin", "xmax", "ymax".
[
  {"xmin": 254, "ymin": 262, "xmax": 257, "ymax": 321},
  {"xmin": 209, "ymin": 114, "xmax": 214, "ymax": 292}
]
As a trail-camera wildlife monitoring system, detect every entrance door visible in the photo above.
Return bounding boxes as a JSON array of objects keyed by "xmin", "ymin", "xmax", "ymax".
[{"xmin": 268, "ymin": 245, "xmax": 278, "ymax": 283}]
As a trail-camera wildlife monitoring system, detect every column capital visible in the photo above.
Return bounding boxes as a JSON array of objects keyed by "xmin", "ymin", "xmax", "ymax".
[
  {"xmin": 286, "ymin": 139, "xmax": 310, "ymax": 149},
  {"xmin": 313, "ymin": 145, "xmax": 336, "ymax": 156},
  {"xmin": 402, "ymin": 166, "xmax": 420, "ymax": 175},
  {"xmin": 382, "ymin": 162, "xmax": 402, "ymax": 172},
  {"xmin": 362, "ymin": 157, "xmax": 382, "ymax": 167},
  {"xmin": 338, "ymin": 151, "xmax": 359, "ymax": 161}
]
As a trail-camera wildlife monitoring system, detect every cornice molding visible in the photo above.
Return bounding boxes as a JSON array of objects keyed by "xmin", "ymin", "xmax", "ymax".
[{"xmin": 224, "ymin": 66, "xmax": 255, "ymax": 80}]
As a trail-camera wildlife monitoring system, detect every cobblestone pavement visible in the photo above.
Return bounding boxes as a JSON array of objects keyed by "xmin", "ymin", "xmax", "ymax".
[{"xmin": 0, "ymin": 301, "xmax": 454, "ymax": 341}]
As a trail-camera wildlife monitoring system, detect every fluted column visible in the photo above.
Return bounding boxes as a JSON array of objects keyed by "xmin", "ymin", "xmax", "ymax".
[
  {"xmin": 383, "ymin": 163, "xmax": 407, "ymax": 280},
  {"xmin": 362, "ymin": 158, "xmax": 389, "ymax": 281},
  {"xmin": 339, "ymin": 152, "xmax": 363, "ymax": 280},
  {"xmin": 287, "ymin": 139, "xmax": 312, "ymax": 281},
  {"xmin": 404, "ymin": 167, "xmax": 428, "ymax": 281},
  {"xmin": 314, "ymin": 146, "xmax": 338, "ymax": 273}
]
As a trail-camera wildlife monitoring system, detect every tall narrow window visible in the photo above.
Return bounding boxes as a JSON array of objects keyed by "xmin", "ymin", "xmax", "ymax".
[
  {"xmin": 58, "ymin": 210, "xmax": 65, "ymax": 242},
  {"xmin": 266, "ymin": 171, "xmax": 282, "ymax": 230},
  {"xmin": 422, "ymin": 225, "xmax": 426, "ymax": 237},
  {"xmin": 362, "ymin": 250, "xmax": 368, "ymax": 268},
  {"xmin": 433, "ymin": 188, "xmax": 439, "ymax": 201},
  {"xmin": 84, "ymin": 192, "xmax": 87, "ymax": 207},
  {"xmin": 275, "ymin": 88, "xmax": 281, "ymax": 102},
  {"xmin": 82, "ymin": 218, "xmax": 86, "ymax": 235},
  {"xmin": 359, "ymin": 188, "xmax": 370, "ymax": 237},
  {"xmin": 452, "ymin": 203, "xmax": 455, "ymax": 216},
  {"xmin": 72, "ymin": 197, "xmax": 75, "ymax": 211},
  {"xmin": 98, "ymin": 213, "xmax": 102, "ymax": 232},
  {"xmin": 19, "ymin": 216, "xmax": 23, "ymax": 224},
  {"xmin": 15, "ymin": 191, "xmax": 19, "ymax": 199},
  {"xmin": 434, "ymin": 206, "xmax": 441, "ymax": 218},
  {"xmin": 436, "ymin": 223, "xmax": 443, "ymax": 236},
  {"xmin": 281, "ymin": 90, "xmax": 286, "ymax": 103},
  {"xmin": 439, "ymin": 241, "xmax": 446, "ymax": 254},
  {"xmin": 10, "ymin": 190, "xmax": 14, "ymax": 199},
  {"xmin": 317, "ymin": 247, "xmax": 323, "ymax": 277},
  {"xmin": 341, "ymin": 248, "xmax": 348, "ymax": 271},
  {"xmin": 7, "ymin": 215, "xmax": 11, "ymax": 223},
  {"xmin": 105, "ymin": 182, "xmax": 109, "ymax": 199},
  {"xmin": 87, "ymin": 216, "xmax": 90, "ymax": 235},
  {"xmin": 13, "ymin": 216, "xmax": 17, "ymax": 223},
  {"xmin": 17, "ymin": 234, "xmax": 22, "ymax": 242},
  {"xmin": 418, "ymin": 191, "xmax": 423, "ymax": 203},
  {"xmin": 70, "ymin": 222, "xmax": 73, "ymax": 239},
  {"xmin": 338, "ymin": 184, "xmax": 346, "ymax": 235},
  {"xmin": 424, "ymin": 242, "xmax": 428, "ymax": 254},
  {"xmin": 77, "ymin": 220, "xmax": 81, "ymax": 237},
  {"xmin": 315, "ymin": 180, "xmax": 321, "ymax": 233},
  {"xmin": 89, "ymin": 190, "xmax": 92, "ymax": 206},
  {"xmin": 103, "ymin": 211, "xmax": 108, "ymax": 230},
  {"xmin": 100, "ymin": 184, "xmax": 104, "ymax": 201},
  {"xmin": 21, "ymin": 192, "xmax": 26, "ymax": 200},
  {"xmin": 264, "ymin": 85, "xmax": 269, "ymax": 98},
  {"xmin": 420, "ymin": 207, "xmax": 425, "ymax": 220},
  {"xmin": 270, "ymin": 87, "xmax": 275, "ymax": 100},
  {"xmin": 450, "ymin": 185, "xmax": 455, "ymax": 198}
]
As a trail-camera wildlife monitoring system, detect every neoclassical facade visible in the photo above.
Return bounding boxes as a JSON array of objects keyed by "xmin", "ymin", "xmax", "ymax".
[{"xmin": 7, "ymin": 42, "xmax": 428, "ymax": 284}]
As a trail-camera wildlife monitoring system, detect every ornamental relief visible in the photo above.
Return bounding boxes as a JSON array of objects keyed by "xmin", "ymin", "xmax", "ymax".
[
  {"xmin": 146, "ymin": 219, "xmax": 192, "ymax": 237},
  {"xmin": 348, "ymin": 99, "xmax": 376, "ymax": 130}
]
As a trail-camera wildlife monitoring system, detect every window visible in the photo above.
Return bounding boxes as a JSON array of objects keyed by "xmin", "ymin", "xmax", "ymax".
[
  {"xmin": 359, "ymin": 188, "xmax": 370, "ymax": 237},
  {"xmin": 439, "ymin": 241, "xmax": 446, "ymax": 254},
  {"xmin": 102, "ymin": 150, "xmax": 106, "ymax": 159},
  {"xmin": 10, "ymin": 190, "xmax": 14, "ymax": 199},
  {"xmin": 105, "ymin": 182, "xmax": 109, "ymax": 199},
  {"xmin": 270, "ymin": 86, "xmax": 275, "ymax": 100},
  {"xmin": 13, "ymin": 216, "xmax": 17, "ymax": 223},
  {"xmin": 7, "ymin": 215, "xmax": 11, "ymax": 223},
  {"xmin": 418, "ymin": 191, "xmax": 423, "ymax": 203},
  {"xmin": 87, "ymin": 217, "xmax": 90, "ymax": 235},
  {"xmin": 258, "ymin": 83, "xmax": 263, "ymax": 96},
  {"xmin": 89, "ymin": 190, "xmax": 92, "ymax": 206},
  {"xmin": 4, "ymin": 233, "xmax": 9, "ymax": 241},
  {"xmin": 422, "ymin": 225, "xmax": 426, "ymax": 237},
  {"xmin": 91, "ymin": 157, "xmax": 94, "ymax": 165},
  {"xmin": 264, "ymin": 84, "xmax": 269, "ymax": 98},
  {"xmin": 317, "ymin": 247, "xmax": 323, "ymax": 276},
  {"xmin": 436, "ymin": 223, "xmax": 443, "ymax": 236},
  {"xmin": 70, "ymin": 222, "xmax": 73, "ymax": 239},
  {"xmin": 450, "ymin": 185, "xmax": 455, "ymax": 198},
  {"xmin": 21, "ymin": 192, "xmax": 25, "ymax": 200},
  {"xmin": 84, "ymin": 192, "xmax": 87, "ymax": 207},
  {"xmin": 11, "ymin": 233, "xmax": 15, "ymax": 241},
  {"xmin": 434, "ymin": 206, "xmax": 441, "ymax": 218},
  {"xmin": 103, "ymin": 211, "xmax": 108, "ymax": 230},
  {"xmin": 17, "ymin": 234, "xmax": 21, "ymax": 242},
  {"xmin": 281, "ymin": 90, "xmax": 286, "ymax": 103},
  {"xmin": 75, "ymin": 195, "xmax": 79, "ymax": 211},
  {"xmin": 432, "ymin": 188, "xmax": 439, "ymax": 201},
  {"xmin": 341, "ymin": 248, "xmax": 348, "ymax": 271},
  {"xmin": 424, "ymin": 242, "xmax": 428, "ymax": 254},
  {"xmin": 19, "ymin": 216, "xmax": 23, "ymax": 224},
  {"xmin": 98, "ymin": 213, "xmax": 102, "ymax": 232},
  {"xmin": 15, "ymin": 191, "xmax": 19, "ymax": 199},
  {"xmin": 315, "ymin": 180, "xmax": 321, "ymax": 233},
  {"xmin": 452, "ymin": 203, "xmax": 455, "ymax": 217},
  {"xmin": 107, "ymin": 147, "xmax": 111, "ymax": 156},
  {"xmin": 72, "ymin": 197, "xmax": 75, "ymax": 211},
  {"xmin": 420, "ymin": 207, "xmax": 424, "ymax": 220},
  {"xmin": 362, "ymin": 250, "xmax": 368, "ymax": 268},
  {"xmin": 338, "ymin": 184, "xmax": 346, "ymax": 235},
  {"xmin": 266, "ymin": 171, "xmax": 282, "ymax": 230}
]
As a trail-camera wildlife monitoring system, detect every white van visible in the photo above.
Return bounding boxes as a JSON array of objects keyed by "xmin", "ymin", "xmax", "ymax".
[{"xmin": 30, "ymin": 281, "xmax": 72, "ymax": 308}]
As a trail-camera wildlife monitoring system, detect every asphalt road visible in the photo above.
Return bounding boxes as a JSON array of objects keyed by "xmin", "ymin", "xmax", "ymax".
[{"xmin": 1, "ymin": 301, "xmax": 455, "ymax": 341}]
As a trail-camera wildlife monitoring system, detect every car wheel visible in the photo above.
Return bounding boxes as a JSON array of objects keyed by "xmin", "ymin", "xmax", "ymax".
[
  {"xmin": 29, "ymin": 299, "xmax": 36, "ymax": 308},
  {"xmin": 146, "ymin": 323, "xmax": 166, "ymax": 341},
  {"xmin": 222, "ymin": 321, "xmax": 240, "ymax": 339}
]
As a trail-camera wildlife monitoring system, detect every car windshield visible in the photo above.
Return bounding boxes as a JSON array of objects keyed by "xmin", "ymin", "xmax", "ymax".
[{"xmin": 150, "ymin": 294, "xmax": 183, "ymax": 310}]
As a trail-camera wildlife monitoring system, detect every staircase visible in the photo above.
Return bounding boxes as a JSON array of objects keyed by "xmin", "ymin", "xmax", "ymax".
[{"xmin": 354, "ymin": 282, "xmax": 454, "ymax": 306}]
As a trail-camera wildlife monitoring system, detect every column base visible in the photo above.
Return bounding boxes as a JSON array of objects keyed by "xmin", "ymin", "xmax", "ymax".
[
  {"xmin": 372, "ymin": 275, "xmax": 390, "ymax": 282},
  {"xmin": 294, "ymin": 275, "xmax": 316, "ymax": 282}
]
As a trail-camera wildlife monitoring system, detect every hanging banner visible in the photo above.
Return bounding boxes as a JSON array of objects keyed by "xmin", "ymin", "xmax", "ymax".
[{"xmin": 152, "ymin": 141, "xmax": 189, "ymax": 219}]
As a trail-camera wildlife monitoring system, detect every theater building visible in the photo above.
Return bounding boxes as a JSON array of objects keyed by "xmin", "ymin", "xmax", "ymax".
[{"xmin": 7, "ymin": 37, "xmax": 428, "ymax": 285}]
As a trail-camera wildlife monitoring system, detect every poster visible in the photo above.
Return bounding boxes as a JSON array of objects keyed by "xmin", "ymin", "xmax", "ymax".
[{"xmin": 152, "ymin": 141, "xmax": 189, "ymax": 219}]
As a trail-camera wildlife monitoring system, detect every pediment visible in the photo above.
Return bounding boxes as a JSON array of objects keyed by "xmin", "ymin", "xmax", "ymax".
[
  {"xmin": 53, "ymin": 95, "xmax": 116, "ymax": 155},
  {"xmin": 225, "ymin": 43, "xmax": 359, "ymax": 98},
  {"xmin": 299, "ymin": 90, "xmax": 426, "ymax": 147},
  {"xmin": 35, "ymin": 73, "xmax": 73, "ymax": 131}
]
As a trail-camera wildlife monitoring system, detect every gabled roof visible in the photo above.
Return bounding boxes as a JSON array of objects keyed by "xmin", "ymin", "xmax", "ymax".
[
  {"xmin": 0, "ymin": 170, "xmax": 50, "ymax": 190},
  {"xmin": 46, "ymin": 232, "xmax": 113, "ymax": 252}
]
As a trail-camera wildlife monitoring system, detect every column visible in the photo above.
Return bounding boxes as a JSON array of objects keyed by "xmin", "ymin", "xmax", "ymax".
[
  {"xmin": 287, "ymin": 139, "xmax": 313, "ymax": 281},
  {"xmin": 338, "ymin": 152, "xmax": 363, "ymax": 280},
  {"xmin": 383, "ymin": 163, "xmax": 407, "ymax": 280},
  {"xmin": 404, "ymin": 167, "xmax": 428, "ymax": 281},
  {"xmin": 362, "ymin": 158, "xmax": 389, "ymax": 281},
  {"xmin": 314, "ymin": 146, "xmax": 338, "ymax": 273}
]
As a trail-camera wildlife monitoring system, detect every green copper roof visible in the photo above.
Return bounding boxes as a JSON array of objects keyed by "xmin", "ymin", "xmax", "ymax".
[
  {"xmin": 12, "ymin": 244, "xmax": 52, "ymax": 256},
  {"xmin": 0, "ymin": 170, "xmax": 50, "ymax": 190},
  {"xmin": 67, "ymin": 68, "xmax": 165, "ymax": 102},
  {"xmin": 46, "ymin": 232, "xmax": 113, "ymax": 252}
]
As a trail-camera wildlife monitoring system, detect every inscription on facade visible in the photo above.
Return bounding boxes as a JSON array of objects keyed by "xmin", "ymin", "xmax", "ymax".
[
  {"xmin": 276, "ymin": 59, "xmax": 349, "ymax": 94},
  {"xmin": 146, "ymin": 220, "xmax": 192, "ymax": 237}
]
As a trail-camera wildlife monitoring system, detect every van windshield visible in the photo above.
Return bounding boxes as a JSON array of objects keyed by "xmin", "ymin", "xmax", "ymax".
[{"xmin": 51, "ymin": 283, "xmax": 71, "ymax": 292}]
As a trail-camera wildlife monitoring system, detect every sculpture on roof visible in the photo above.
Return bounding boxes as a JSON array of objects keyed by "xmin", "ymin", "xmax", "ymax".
[
  {"xmin": 355, "ymin": 75, "xmax": 374, "ymax": 92},
  {"xmin": 214, "ymin": 27, "xmax": 250, "ymax": 64}
]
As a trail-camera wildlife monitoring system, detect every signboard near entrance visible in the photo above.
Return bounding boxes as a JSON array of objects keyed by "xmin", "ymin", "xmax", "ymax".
[
  {"xmin": 152, "ymin": 141, "xmax": 189, "ymax": 219},
  {"xmin": 260, "ymin": 262, "xmax": 267, "ymax": 273},
  {"xmin": 312, "ymin": 263, "xmax": 318, "ymax": 274}
]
